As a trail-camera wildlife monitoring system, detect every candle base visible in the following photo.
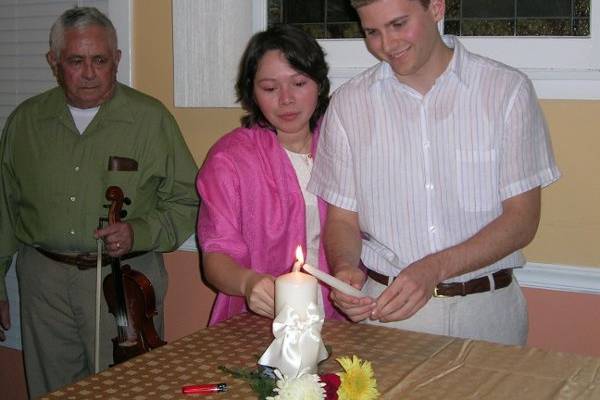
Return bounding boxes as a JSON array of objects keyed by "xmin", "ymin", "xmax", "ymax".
[{"xmin": 258, "ymin": 303, "xmax": 328, "ymax": 378}]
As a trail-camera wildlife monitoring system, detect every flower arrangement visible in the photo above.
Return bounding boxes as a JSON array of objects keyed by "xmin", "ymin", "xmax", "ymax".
[{"xmin": 220, "ymin": 355, "xmax": 379, "ymax": 400}]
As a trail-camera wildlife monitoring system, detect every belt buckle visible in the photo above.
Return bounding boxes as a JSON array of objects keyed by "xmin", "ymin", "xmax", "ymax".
[{"xmin": 433, "ymin": 287, "xmax": 448, "ymax": 298}]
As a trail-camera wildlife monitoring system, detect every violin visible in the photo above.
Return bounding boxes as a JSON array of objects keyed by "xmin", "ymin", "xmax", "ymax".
[{"xmin": 102, "ymin": 186, "xmax": 166, "ymax": 365}]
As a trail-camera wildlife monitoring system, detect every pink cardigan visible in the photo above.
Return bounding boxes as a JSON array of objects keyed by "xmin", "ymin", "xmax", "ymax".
[{"xmin": 197, "ymin": 125, "xmax": 344, "ymax": 325}]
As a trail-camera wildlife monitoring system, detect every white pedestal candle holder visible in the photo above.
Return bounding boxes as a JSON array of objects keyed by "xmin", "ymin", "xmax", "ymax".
[{"xmin": 258, "ymin": 247, "xmax": 328, "ymax": 378}]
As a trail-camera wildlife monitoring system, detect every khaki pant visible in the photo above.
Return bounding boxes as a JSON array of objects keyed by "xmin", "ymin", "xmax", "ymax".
[
  {"xmin": 16, "ymin": 245, "xmax": 167, "ymax": 399},
  {"xmin": 363, "ymin": 273, "xmax": 528, "ymax": 346}
]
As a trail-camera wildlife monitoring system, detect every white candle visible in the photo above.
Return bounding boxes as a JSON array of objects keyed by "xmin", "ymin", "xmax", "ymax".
[
  {"xmin": 301, "ymin": 263, "xmax": 364, "ymax": 297},
  {"xmin": 275, "ymin": 270, "xmax": 318, "ymax": 318},
  {"xmin": 275, "ymin": 246, "xmax": 318, "ymax": 317}
]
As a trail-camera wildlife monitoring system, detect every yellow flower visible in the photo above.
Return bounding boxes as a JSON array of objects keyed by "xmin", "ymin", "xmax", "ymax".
[{"xmin": 337, "ymin": 355, "xmax": 379, "ymax": 400}]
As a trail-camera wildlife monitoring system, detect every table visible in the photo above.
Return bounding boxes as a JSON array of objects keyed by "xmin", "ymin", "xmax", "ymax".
[{"xmin": 42, "ymin": 313, "xmax": 600, "ymax": 399}]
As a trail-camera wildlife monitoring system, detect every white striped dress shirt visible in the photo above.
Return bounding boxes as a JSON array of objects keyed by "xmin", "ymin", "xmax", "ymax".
[{"xmin": 308, "ymin": 36, "xmax": 560, "ymax": 283}]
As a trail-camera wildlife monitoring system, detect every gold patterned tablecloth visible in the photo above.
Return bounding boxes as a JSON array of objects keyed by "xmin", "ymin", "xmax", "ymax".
[{"xmin": 43, "ymin": 313, "xmax": 600, "ymax": 399}]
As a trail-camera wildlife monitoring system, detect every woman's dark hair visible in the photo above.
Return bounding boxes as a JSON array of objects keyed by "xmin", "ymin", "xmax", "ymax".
[{"xmin": 235, "ymin": 24, "xmax": 330, "ymax": 132}]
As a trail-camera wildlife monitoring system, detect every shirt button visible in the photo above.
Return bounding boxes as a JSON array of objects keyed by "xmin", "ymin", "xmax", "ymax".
[
  {"xmin": 429, "ymin": 225, "xmax": 437, "ymax": 233},
  {"xmin": 69, "ymin": 196, "xmax": 76, "ymax": 202},
  {"xmin": 70, "ymin": 229, "xmax": 75, "ymax": 235},
  {"xmin": 423, "ymin": 141, "xmax": 430, "ymax": 149},
  {"xmin": 74, "ymin": 166, "xmax": 80, "ymax": 172},
  {"xmin": 425, "ymin": 183, "xmax": 434, "ymax": 190}
]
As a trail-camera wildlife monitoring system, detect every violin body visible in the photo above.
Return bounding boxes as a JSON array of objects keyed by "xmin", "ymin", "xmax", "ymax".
[
  {"xmin": 102, "ymin": 185, "xmax": 166, "ymax": 365},
  {"xmin": 103, "ymin": 263, "xmax": 166, "ymax": 364}
]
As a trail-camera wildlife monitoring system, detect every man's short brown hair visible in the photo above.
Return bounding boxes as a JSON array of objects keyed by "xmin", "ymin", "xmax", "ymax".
[{"xmin": 350, "ymin": 0, "xmax": 431, "ymax": 9}]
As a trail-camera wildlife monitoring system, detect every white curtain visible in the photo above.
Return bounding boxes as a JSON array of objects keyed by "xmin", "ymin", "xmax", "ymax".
[{"xmin": 173, "ymin": 0, "xmax": 254, "ymax": 107}]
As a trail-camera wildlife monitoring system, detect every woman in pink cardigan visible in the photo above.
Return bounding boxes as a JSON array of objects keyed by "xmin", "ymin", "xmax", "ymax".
[{"xmin": 197, "ymin": 25, "xmax": 344, "ymax": 325}]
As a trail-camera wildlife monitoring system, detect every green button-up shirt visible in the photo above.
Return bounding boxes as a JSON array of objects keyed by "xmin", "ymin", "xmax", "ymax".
[{"xmin": 0, "ymin": 83, "xmax": 199, "ymax": 300}]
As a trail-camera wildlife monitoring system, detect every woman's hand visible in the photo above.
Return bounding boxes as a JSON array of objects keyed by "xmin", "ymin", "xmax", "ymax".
[{"xmin": 244, "ymin": 273, "xmax": 276, "ymax": 319}]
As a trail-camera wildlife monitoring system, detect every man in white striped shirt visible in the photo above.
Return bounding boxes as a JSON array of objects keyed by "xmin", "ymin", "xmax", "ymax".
[{"xmin": 308, "ymin": 0, "xmax": 560, "ymax": 345}]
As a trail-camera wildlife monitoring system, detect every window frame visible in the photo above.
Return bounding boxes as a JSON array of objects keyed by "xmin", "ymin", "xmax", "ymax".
[
  {"xmin": 253, "ymin": 0, "xmax": 600, "ymax": 99},
  {"xmin": 109, "ymin": 0, "xmax": 132, "ymax": 86}
]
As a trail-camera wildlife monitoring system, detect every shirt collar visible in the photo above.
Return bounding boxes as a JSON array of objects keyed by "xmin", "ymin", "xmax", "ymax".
[
  {"xmin": 93, "ymin": 83, "xmax": 136, "ymax": 124},
  {"xmin": 441, "ymin": 35, "xmax": 469, "ymax": 87},
  {"xmin": 37, "ymin": 83, "xmax": 135, "ymax": 125}
]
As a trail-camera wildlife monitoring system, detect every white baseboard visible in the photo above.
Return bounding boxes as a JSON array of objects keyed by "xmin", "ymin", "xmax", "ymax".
[
  {"xmin": 176, "ymin": 234, "xmax": 600, "ymax": 294},
  {"xmin": 515, "ymin": 262, "xmax": 600, "ymax": 295},
  {"xmin": 178, "ymin": 235, "xmax": 198, "ymax": 252},
  {"xmin": 177, "ymin": 235, "xmax": 600, "ymax": 295}
]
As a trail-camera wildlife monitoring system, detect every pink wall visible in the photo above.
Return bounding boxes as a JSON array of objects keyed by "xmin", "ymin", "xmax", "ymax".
[
  {"xmin": 162, "ymin": 251, "xmax": 216, "ymax": 341},
  {"xmin": 1, "ymin": 254, "xmax": 598, "ymax": 400},
  {"xmin": 524, "ymin": 287, "xmax": 600, "ymax": 357},
  {"xmin": 0, "ymin": 347, "xmax": 27, "ymax": 400}
]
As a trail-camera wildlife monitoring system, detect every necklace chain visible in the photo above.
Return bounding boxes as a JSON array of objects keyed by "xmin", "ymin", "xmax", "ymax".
[{"xmin": 284, "ymin": 134, "xmax": 312, "ymax": 155}]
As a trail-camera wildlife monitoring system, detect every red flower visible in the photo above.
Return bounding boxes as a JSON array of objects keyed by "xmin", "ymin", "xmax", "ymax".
[{"xmin": 320, "ymin": 373, "xmax": 341, "ymax": 400}]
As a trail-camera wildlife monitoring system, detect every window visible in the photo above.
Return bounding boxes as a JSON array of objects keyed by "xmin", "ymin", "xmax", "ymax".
[
  {"xmin": 268, "ymin": 0, "xmax": 362, "ymax": 38},
  {"xmin": 445, "ymin": 0, "xmax": 590, "ymax": 36},
  {"xmin": 269, "ymin": 0, "xmax": 591, "ymax": 37},
  {"xmin": 260, "ymin": 0, "xmax": 600, "ymax": 99},
  {"xmin": 173, "ymin": 1, "xmax": 599, "ymax": 106}
]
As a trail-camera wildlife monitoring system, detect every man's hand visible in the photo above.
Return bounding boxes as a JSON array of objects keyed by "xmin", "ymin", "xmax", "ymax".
[
  {"xmin": 244, "ymin": 273, "xmax": 276, "ymax": 319},
  {"xmin": 370, "ymin": 187, "xmax": 542, "ymax": 323},
  {"xmin": 95, "ymin": 222, "xmax": 134, "ymax": 257},
  {"xmin": 330, "ymin": 265, "xmax": 375, "ymax": 322},
  {"xmin": 371, "ymin": 257, "xmax": 441, "ymax": 322},
  {"xmin": 0, "ymin": 300, "xmax": 10, "ymax": 341}
]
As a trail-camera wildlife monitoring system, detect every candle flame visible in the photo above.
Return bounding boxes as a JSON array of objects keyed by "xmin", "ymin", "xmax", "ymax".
[{"xmin": 294, "ymin": 245, "xmax": 304, "ymax": 272}]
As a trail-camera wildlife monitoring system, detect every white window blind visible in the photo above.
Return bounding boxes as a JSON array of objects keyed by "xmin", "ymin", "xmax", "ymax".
[{"xmin": 0, "ymin": 1, "xmax": 110, "ymax": 131}]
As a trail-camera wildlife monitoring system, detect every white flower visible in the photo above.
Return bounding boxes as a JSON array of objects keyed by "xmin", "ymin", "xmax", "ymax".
[{"xmin": 266, "ymin": 369, "xmax": 326, "ymax": 400}]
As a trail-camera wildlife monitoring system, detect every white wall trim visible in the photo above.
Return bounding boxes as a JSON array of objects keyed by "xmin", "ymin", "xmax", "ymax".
[
  {"xmin": 177, "ymin": 234, "xmax": 600, "ymax": 296},
  {"xmin": 252, "ymin": 0, "xmax": 267, "ymax": 34},
  {"xmin": 327, "ymin": 66, "xmax": 600, "ymax": 100},
  {"xmin": 179, "ymin": 235, "xmax": 198, "ymax": 252},
  {"xmin": 108, "ymin": 0, "xmax": 132, "ymax": 86},
  {"xmin": 515, "ymin": 263, "xmax": 600, "ymax": 295},
  {"xmin": 178, "ymin": 236, "xmax": 600, "ymax": 295}
]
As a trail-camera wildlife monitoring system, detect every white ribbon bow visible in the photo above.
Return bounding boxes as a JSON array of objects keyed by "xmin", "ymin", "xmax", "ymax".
[{"xmin": 258, "ymin": 302, "xmax": 328, "ymax": 378}]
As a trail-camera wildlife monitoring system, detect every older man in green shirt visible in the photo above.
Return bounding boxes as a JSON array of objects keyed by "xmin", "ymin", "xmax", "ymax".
[{"xmin": 0, "ymin": 7, "xmax": 198, "ymax": 397}]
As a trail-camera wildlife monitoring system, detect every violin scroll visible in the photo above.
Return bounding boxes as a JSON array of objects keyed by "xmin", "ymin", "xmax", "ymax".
[{"xmin": 105, "ymin": 186, "xmax": 131, "ymax": 225}]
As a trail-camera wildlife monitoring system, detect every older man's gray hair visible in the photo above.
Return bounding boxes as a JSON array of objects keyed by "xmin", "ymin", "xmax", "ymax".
[{"xmin": 49, "ymin": 7, "xmax": 117, "ymax": 58}]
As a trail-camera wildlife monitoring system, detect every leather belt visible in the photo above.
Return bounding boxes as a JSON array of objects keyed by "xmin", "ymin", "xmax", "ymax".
[
  {"xmin": 36, "ymin": 248, "xmax": 148, "ymax": 270},
  {"xmin": 367, "ymin": 268, "xmax": 513, "ymax": 297}
]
